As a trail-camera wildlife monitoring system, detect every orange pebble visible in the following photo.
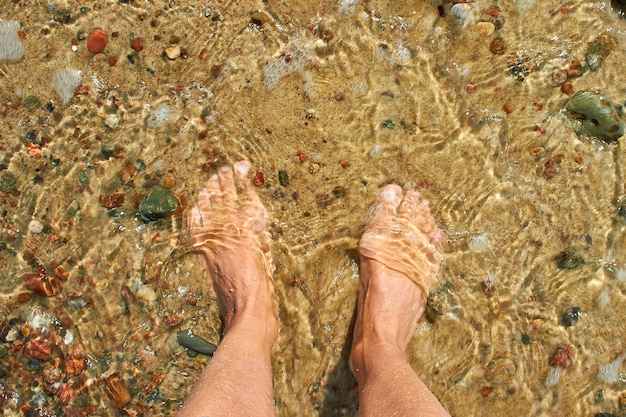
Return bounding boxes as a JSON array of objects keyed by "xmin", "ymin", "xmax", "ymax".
[
  {"xmin": 561, "ymin": 81, "xmax": 574, "ymax": 96},
  {"xmin": 87, "ymin": 29, "xmax": 108, "ymax": 53}
]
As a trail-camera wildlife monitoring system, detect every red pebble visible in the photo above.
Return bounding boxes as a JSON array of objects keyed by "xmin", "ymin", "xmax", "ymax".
[
  {"xmin": 253, "ymin": 171, "xmax": 266, "ymax": 187},
  {"xmin": 87, "ymin": 29, "xmax": 108, "ymax": 53},
  {"xmin": 131, "ymin": 37, "xmax": 145, "ymax": 52},
  {"xmin": 108, "ymin": 55, "xmax": 117, "ymax": 66},
  {"xmin": 550, "ymin": 346, "xmax": 572, "ymax": 369}
]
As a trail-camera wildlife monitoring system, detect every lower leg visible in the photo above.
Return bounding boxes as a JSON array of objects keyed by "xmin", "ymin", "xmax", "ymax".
[{"xmin": 350, "ymin": 184, "xmax": 450, "ymax": 417}]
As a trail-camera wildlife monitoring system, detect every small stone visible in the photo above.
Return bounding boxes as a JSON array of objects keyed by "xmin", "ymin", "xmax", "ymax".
[
  {"xmin": 503, "ymin": 103, "xmax": 514, "ymax": 113},
  {"xmin": 105, "ymin": 114, "xmax": 120, "ymax": 129},
  {"xmin": 561, "ymin": 81, "xmax": 574, "ymax": 96},
  {"xmin": 136, "ymin": 285, "xmax": 157, "ymax": 304},
  {"xmin": 139, "ymin": 189, "xmax": 178, "ymax": 221},
  {"xmin": 551, "ymin": 68, "xmax": 567, "ymax": 86},
  {"xmin": 130, "ymin": 37, "xmax": 145, "ymax": 52},
  {"xmin": 105, "ymin": 374, "xmax": 131, "ymax": 409},
  {"xmin": 253, "ymin": 171, "xmax": 266, "ymax": 187},
  {"xmin": 25, "ymin": 270, "xmax": 62, "ymax": 296},
  {"xmin": 489, "ymin": 37, "xmax": 506, "ymax": 55},
  {"xmin": 564, "ymin": 90, "xmax": 625, "ymax": 141},
  {"xmin": 476, "ymin": 21, "xmax": 495, "ymax": 37},
  {"xmin": 87, "ymin": 29, "xmax": 107, "ymax": 53},
  {"xmin": 162, "ymin": 177, "xmax": 175, "ymax": 189},
  {"xmin": 308, "ymin": 163, "xmax": 320, "ymax": 174},
  {"xmin": 0, "ymin": 172, "xmax": 17, "ymax": 193},
  {"xmin": 567, "ymin": 59, "xmax": 583, "ymax": 78},
  {"xmin": 28, "ymin": 220, "xmax": 44, "ymax": 234},
  {"xmin": 278, "ymin": 170, "xmax": 289, "ymax": 187},
  {"xmin": 108, "ymin": 55, "xmax": 117, "ymax": 66},
  {"xmin": 99, "ymin": 193, "xmax": 125, "ymax": 209},
  {"xmin": 562, "ymin": 306, "xmax": 582, "ymax": 326},
  {"xmin": 17, "ymin": 292, "xmax": 32, "ymax": 303},
  {"xmin": 555, "ymin": 247, "xmax": 584, "ymax": 269},
  {"xmin": 165, "ymin": 45, "xmax": 181, "ymax": 59},
  {"xmin": 93, "ymin": 52, "xmax": 107, "ymax": 62}
]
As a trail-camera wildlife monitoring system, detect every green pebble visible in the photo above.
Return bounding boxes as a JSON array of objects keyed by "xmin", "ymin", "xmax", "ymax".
[
  {"xmin": 564, "ymin": 90, "xmax": 625, "ymax": 141},
  {"xmin": 140, "ymin": 189, "xmax": 178, "ymax": 222},
  {"xmin": 521, "ymin": 334, "xmax": 531, "ymax": 345},
  {"xmin": 555, "ymin": 247, "xmax": 585, "ymax": 269},
  {"xmin": 382, "ymin": 119, "xmax": 395, "ymax": 130},
  {"xmin": 23, "ymin": 95, "xmax": 42, "ymax": 110},
  {"xmin": 278, "ymin": 170, "xmax": 289, "ymax": 187},
  {"xmin": 0, "ymin": 172, "xmax": 17, "ymax": 193}
]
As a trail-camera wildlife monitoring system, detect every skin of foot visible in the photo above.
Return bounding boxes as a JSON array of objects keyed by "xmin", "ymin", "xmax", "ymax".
[
  {"xmin": 187, "ymin": 161, "xmax": 277, "ymax": 337},
  {"xmin": 350, "ymin": 184, "xmax": 449, "ymax": 417}
]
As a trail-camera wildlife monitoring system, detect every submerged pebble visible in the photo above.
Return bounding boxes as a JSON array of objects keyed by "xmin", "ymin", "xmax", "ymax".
[
  {"xmin": 28, "ymin": 220, "xmax": 44, "ymax": 234},
  {"xmin": 0, "ymin": 172, "xmax": 17, "ymax": 193},
  {"xmin": 177, "ymin": 330, "xmax": 217, "ymax": 356},
  {"xmin": 139, "ymin": 189, "xmax": 178, "ymax": 221},
  {"xmin": 555, "ymin": 247, "xmax": 584, "ymax": 269},
  {"xmin": 562, "ymin": 306, "xmax": 581, "ymax": 327},
  {"xmin": 564, "ymin": 90, "xmax": 624, "ymax": 141}
]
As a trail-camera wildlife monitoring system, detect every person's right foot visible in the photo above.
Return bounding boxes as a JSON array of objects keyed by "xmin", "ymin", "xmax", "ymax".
[
  {"xmin": 188, "ymin": 161, "xmax": 277, "ymax": 337},
  {"xmin": 350, "ymin": 184, "xmax": 445, "ymax": 375}
]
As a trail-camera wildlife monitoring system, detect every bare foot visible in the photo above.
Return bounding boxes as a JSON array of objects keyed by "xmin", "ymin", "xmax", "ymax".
[
  {"xmin": 188, "ymin": 161, "xmax": 277, "ymax": 337},
  {"xmin": 350, "ymin": 184, "xmax": 445, "ymax": 375}
]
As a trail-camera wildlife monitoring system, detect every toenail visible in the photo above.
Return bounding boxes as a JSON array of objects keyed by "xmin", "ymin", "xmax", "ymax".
[
  {"xmin": 210, "ymin": 174, "xmax": 218, "ymax": 181},
  {"xmin": 381, "ymin": 186, "xmax": 398, "ymax": 201},
  {"xmin": 220, "ymin": 165, "xmax": 230, "ymax": 172},
  {"xmin": 422, "ymin": 199, "xmax": 429, "ymax": 206}
]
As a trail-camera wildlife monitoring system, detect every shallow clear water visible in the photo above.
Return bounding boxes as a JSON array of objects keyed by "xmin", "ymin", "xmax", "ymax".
[{"xmin": 1, "ymin": 1, "xmax": 626, "ymax": 416}]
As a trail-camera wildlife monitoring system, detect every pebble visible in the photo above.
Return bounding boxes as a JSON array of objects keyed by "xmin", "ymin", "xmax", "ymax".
[
  {"xmin": 165, "ymin": 45, "xmax": 181, "ymax": 60},
  {"xmin": 87, "ymin": 29, "xmax": 107, "ymax": 53},
  {"xmin": 562, "ymin": 306, "xmax": 582, "ymax": 326},
  {"xmin": 136, "ymin": 285, "xmax": 157, "ymax": 304},
  {"xmin": 131, "ymin": 37, "xmax": 145, "ymax": 52},
  {"xmin": 489, "ymin": 37, "xmax": 506, "ymax": 55},
  {"xmin": 105, "ymin": 374, "xmax": 131, "ymax": 409},
  {"xmin": 476, "ymin": 21, "xmax": 495, "ymax": 37},
  {"xmin": 561, "ymin": 81, "xmax": 574, "ymax": 96},
  {"xmin": 105, "ymin": 114, "xmax": 120, "ymax": 129},
  {"xmin": 28, "ymin": 220, "xmax": 44, "ymax": 234}
]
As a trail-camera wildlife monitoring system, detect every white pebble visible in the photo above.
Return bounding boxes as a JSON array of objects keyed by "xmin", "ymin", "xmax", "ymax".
[
  {"xmin": 28, "ymin": 219, "xmax": 44, "ymax": 234},
  {"xmin": 136, "ymin": 285, "xmax": 157, "ymax": 304},
  {"xmin": 64, "ymin": 330, "xmax": 74, "ymax": 345},
  {"xmin": 105, "ymin": 114, "xmax": 120, "ymax": 129}
]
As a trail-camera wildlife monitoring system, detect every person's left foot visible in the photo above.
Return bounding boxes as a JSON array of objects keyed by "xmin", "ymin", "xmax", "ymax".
[{"xmin": 188, "ymin": 161, "xmax": 277, "ymax": 336}]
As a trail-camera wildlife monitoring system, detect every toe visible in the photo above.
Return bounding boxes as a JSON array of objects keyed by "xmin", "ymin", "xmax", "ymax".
[
  {"xmin": 429, "ymin": 228, "xmax": 446, "ymax": 252},
  {"xmin": 218, "ymin": 165, "xmax": 237, "ymax": 203},
  {"xmin": 364, "ymin": 184, "xmax": 402, "ymax": 226},
  {"xmin": 201, "ymin": 174, "xmax": 222, "ymax": 206}
]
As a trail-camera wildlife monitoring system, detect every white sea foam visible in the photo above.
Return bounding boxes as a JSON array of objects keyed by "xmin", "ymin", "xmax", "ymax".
[
  {"xmin": 0, "ymin": 20, "xmax": 24, "ymax": 61},
  {"xmin": 598, "ymin": 288, "xmax": 610, "ymax": 309},
  {"xmin": 483, "ymin": 273, "xmax": 498, "ymax": 291},
  {"xmin": 51, "ymin": 68, "xmax": 82, "ymax": 105},
  {"xmin": 147, "ymin": 103, "xmax": 173, "ymax": 128},
  {"xmin": 468, "ymin": 233, "xmax": 490, "ymax": 252},
  {"xmin": 599, "ymin": 354, "xmax": 625, "ymax": 383}
]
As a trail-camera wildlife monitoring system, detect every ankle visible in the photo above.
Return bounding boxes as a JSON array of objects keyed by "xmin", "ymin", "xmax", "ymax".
[{"xmin": 350, "ymin": 340, "xmax": 406, "ymax": 381}]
